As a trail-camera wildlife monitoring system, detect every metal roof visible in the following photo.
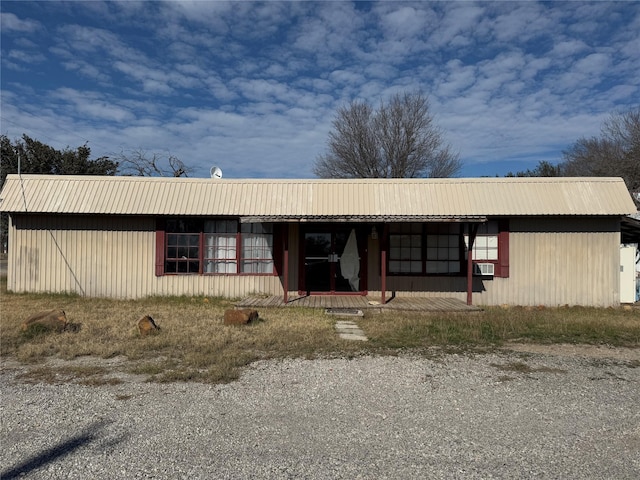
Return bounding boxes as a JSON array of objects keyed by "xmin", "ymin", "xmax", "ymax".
[{"xmin": 0, "ymin": 174, "xmax": 636, "ymax": 220}]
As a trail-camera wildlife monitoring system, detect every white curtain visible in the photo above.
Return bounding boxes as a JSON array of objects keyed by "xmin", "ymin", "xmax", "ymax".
[
  {"xmin": 204, "ymin": 220, "xmax": 237, "ymax": 273},
  {"xmin": 339, "ymin": 229, "xmax": 360, "ymax": 291}
]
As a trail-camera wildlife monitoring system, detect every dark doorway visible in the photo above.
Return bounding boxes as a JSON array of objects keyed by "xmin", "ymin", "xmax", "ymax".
[{"xmin": 301, "ymin": 226, "xmax": 365, "ymax": 294}]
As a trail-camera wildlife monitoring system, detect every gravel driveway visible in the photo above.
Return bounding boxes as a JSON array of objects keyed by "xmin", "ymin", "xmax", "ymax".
[{"xmin": 1, "ymin": 347, "xmax": 639, "ymax": 479}]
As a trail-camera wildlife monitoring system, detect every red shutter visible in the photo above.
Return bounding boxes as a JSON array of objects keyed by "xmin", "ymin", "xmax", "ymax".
[
  {"xmin": 155, "ymin": 220, "xmax": 165, "ymax": 276},
  {"xmin": 496, "ymin": 219, "xmax": 510, "ymax": 278}
]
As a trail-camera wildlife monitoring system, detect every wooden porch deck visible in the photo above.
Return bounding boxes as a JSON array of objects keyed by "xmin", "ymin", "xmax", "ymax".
[{"xmin": 236, "ymin": 295, "xmax": 481, "ymax": 312}]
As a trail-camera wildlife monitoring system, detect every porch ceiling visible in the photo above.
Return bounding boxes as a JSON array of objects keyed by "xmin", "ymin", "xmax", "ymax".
[
  {"xmin": 239, "ymin": 215, "xmax": 489, "ymax": 223},
  {"xmin": 621, "ymin": 215, "xmax": 640, "ymax": 244}
]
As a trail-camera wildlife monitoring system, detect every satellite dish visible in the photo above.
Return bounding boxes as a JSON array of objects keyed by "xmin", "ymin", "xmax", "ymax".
[{"xmin": 210, "ymin": 166, "xmax": 223, "ymax": 179}]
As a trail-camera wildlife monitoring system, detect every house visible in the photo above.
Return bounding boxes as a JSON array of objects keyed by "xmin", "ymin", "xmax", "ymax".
[{"xmin": 0, "ymin": 174, "xmax": 636, "ymax": 307}]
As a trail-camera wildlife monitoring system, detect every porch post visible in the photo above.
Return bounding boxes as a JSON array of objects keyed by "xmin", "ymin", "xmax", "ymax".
[
  {"xmin": 381, "ymin": 223, "xmax": 388, "ymax": 305},
  {"xmin": 381, "ymin": 249, "xmax": 387, "ymax": 305},
  {"xmin": 466, "ymin": 223, "xmax": 479, "ymax": 306},
  {"xmin": 283, "ymin": 224, "xmax": 289, "ymax": 304}
]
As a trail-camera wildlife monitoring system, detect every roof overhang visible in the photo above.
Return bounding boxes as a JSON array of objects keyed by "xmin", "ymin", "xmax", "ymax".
[
  {"xmin": 240, "ymin": 215, "xmax": 489, "ymax": 223},
  {"xmin": 621, "ymin": 215, "xmax": 640, "ymax": 244}
]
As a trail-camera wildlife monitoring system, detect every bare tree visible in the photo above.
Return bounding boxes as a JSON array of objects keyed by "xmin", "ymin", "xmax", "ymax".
[
  {"xmin": 563, "ymin": 108, "xmax": 639, "ymax": 207},
  {"xmin": 314, "ymin": 91, "xmax": 461, "ymax": 178},
  {"xmin": 116, "ymin": 149, "xmax": 190, "ymax": 177}
]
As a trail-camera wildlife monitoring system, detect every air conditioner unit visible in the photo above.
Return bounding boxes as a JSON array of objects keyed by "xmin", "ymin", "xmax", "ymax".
[{"xmin": 474, "ymin": 262, "xmax": 494, "ymax": 276}]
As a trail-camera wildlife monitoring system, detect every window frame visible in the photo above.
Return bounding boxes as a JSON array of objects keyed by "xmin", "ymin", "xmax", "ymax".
[
  {"xmin": 386, "ymin": 220, "xmax": 509, "ymax": 278},
  {"xmin": 203, "ymin": 219, "xmax": 240, "ymax": 274},
  {"xmin": 465, "ymin": 220, "xmax": 510, "ymax": 278},
  {"xmin": 388, "ymin": 223, "xmax": 423, "ymax": 274},
  {"xmin": 165, "ymin": 231, "xmax": 202, "ymax": 274},
  {"xmin": 240, "ymin": 223, "xmax": 275, "ymax": 274},
  {"xmin": 424, "ymin": 223, "xmax": 463, "ymax": 275},
  {"xmin": 156, "ymin": 218, "xmax": 278, "ymax": 276},
  {"xmin": 388, "ymin": 223, "xmax": 465, "ymax": 276}
]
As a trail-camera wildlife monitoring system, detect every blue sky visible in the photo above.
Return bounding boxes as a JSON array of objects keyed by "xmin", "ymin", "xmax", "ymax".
[{"xmin": 1, "ymin": 1, "xmax": 638, "ymax": 179}]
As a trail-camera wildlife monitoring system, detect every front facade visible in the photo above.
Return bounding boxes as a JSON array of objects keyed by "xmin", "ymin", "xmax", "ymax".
[{"xmin": 1, "ymin": 175, "xmax": 636, "ymax": 307}]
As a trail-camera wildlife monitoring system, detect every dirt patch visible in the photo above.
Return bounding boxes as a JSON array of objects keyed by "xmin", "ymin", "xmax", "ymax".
[
  {"xmin": 502, "ymin": 343, "xmax": 640, "ymax": 362},
  {"xmin": 0, "ymin": 355, "xmax": 155, "ymax": 385},
  {"xmin": 3, "ymin": 344, "xmax": 640, "ymax": 386}
]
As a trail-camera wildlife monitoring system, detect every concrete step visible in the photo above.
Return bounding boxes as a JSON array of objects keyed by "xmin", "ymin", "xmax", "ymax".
[{"xmin": 334, "ymin": 320, "xmax": 368, "ymax": 341}]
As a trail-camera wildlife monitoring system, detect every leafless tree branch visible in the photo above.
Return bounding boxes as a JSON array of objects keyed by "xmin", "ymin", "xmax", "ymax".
[
  {"xmin": 116, "ymin": 149, "xmax": 190, "ymax": 177},
  {"xmin": 563, "ymin": 107, "xmax": 640, "ymax": 207},
  {"xmin": 314, "ymin": 91, "xmax": 461, "ymax": 179}
]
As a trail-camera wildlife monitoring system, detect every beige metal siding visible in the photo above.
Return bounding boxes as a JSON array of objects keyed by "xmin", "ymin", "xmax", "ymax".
[
  {"xmin": 6, "ymin": 214, "xmax": 286, "ymax": 299},
  {"xmin": 2, "ymin": 175, "xmax": 632, "ymax": 305},
  {"xmin": 1, "ymin": 175, "xmax": 636, "ymax": 217},
  {"xmin": 8, "ymin": 215, "xmax": 154, "ymax": 298},
  {"xmin": 153, "ymin": 275, "xmax": 283, "ymax": 299},
  {"xmin": 482, "ymin": 217, "xmax": 621, "ymax": 307},
  {"xmin": 365, "ymin": 217, "xmax": 622, "ymax": 307},
  {"xmin": 6, "ymin": 214, "xmax": 624, "ymax": 305}
]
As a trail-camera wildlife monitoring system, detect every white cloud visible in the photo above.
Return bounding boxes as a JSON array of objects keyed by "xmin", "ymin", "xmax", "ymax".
[
  {"xmin": 380, "ymin": 6, "xmax": 431, "ymax": 39},
  {"xmin": 62, "ymin": 60, "xmax": 111, "ymax": 84},
  {"xmin": 329, "ymin": 69, "xmax": 367, "ymax": 87},
  {"xmin": 0, "ymin": 12, "xmax": 41, "ymax": 33},
  {"xmin": 519, "ymin": 57, "xmax": 552, "ymax": 81},
  {"xmin": 574, "ymin": 53, "xmax": 612, "ymax": 75},
  {"xmin": 232, "ymin": 78, "xmax": 293, "ymax": 104},
  {"xmin": 550, "ymin": 39, "xmax": 589, "ymax": 58},
  {"xmin": 159, "ymin": 0, "xmax": 234, "ymax": 30},
  {"xmin": 112, "ymin": 62, "xmax": 173, "ymax": 95},
  {"xmin": 49, "ymin": 88, "xmax": 136, "ymax": 123},
  {"xmin": 57, "ymin": 24, "xmax": 125, "ymax": 55},
  {"xmin": 1, "ymin": 1, "xmax": 638, "ymax": 180},
  {"xmin": 436, "ymin": 60, "xmax": 477, "ymax": 97},
  {"xmin": 6, "ymin": 49, "xmax": 45, "ymax": 64},
  {"xmin": 489, "ymin": 3, "xmax": 554, "ymax": 43},
  {"xmin": 430, "ymin": 4, "xmax": 485, "ymax": 49}
]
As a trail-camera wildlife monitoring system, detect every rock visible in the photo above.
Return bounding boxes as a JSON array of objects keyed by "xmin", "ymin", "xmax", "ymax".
[
  {"xmin": 224, "ymin": 309, "xmax": 259, "ymax": 325},
  {"xmin": 21, "ymin": 309, "xmax": 68, "ymax": 332},
  {"xmin": 138, "ymin": 315, "xmax": 160, "ymax": 336}
]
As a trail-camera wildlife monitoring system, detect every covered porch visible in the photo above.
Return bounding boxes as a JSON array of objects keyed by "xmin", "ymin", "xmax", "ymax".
[{"xmin": 236, "ymin": 295, "xmax": 481, "ymax": 312}]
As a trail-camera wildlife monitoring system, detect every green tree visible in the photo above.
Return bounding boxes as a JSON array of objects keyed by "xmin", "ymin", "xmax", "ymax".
[
  {"xmin": 1, "ymin": 134, "xmax": 117, "ymax": 184},
  {"xmin": 0, "ymin": 134, "xmax": 118, "ymax": 251},
  {"xmin": 314, "ymin": 91, "xmax": 461, "ymax": 178},
  {"xmin": 506, "ymin": 160, "xmax": 563, "ymax": 177}
]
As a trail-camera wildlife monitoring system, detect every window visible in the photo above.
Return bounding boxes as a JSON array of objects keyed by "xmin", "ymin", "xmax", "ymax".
[
  {"xmin": 389, "ymin": 223, "xmax": 461, "ymax": 274},
  {"xmin": 426, "ymin": 224, "xmax": 461, "ymax": 274},
  {"xmin": 165, "ymin": 219, "xmax": 201, "ymax": 274},
  {"xmin": 204, "ymin": 220, "xmax": 238, "ymax": 273},
  {"xmin": 241, "ymin": 223, "xmax": 274, "ymax": 274},
  {"xmin": 389, "ymin": 223, "xmax": 422, "ymax": 273},
  {"xmin": 464, "ymin": 221, "xmax": 499, "ymax": 260},
  {"xmin": 463, "ymin": 220, "xmax": 509, "ymax": 278},
  {"xmin": 159, "ymin": 219, "xmax": 275, "ymax": 275},
  {"xmin": 386, "ymin": 221, "xmax": 508, "ymax": 277}
]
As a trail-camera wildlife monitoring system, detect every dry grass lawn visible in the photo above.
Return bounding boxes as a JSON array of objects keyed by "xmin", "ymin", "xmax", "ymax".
[
  {"xmin": 1, "ymin": 285, "xmax": 639, "ymax": 384},
  {"xmin": 1, "ymin": 291, "xmax": 367, "ymax": 383}
]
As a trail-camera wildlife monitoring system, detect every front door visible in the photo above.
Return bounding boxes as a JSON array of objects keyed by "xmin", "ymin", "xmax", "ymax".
[{"xmin": 302, "ymin": 226, "xmax": 364, "ymax": 294}]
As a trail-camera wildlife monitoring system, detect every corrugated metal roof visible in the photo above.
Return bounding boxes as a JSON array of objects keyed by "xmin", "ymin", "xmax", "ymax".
[{"xmin": 0, "ymin": 174, "xmax": 636, "ymax": 218}]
